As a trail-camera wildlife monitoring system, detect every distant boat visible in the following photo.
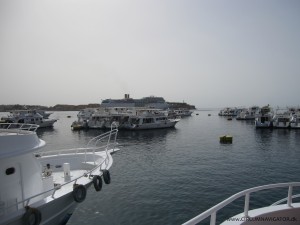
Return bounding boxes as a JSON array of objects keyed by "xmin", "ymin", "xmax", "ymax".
[
  {"xmin": 73, "ymin": 107, "xmax": 181, "ymax": 130},
  {"xmin": 171, "ymin": 109, "xmax": 193, "ymax": 117},
  {"xmin": 272, "ymin": 108, "xmax": 292, "ymax": 128},
  {"xmin": 71, "ymin": 108, "xmax": 97, "ymax": 130},
  {"xmin": 1, "ymin": 110, "xmax": 57, "ymax": 128},
  {"xmin": 218, "ymin": 107, "xmax": 239, "ymax": 117},
  {"xmin": 122, "ymin": 109, "xmax": 180, "ymax": 130},
  {"xmin": 236, "ymin": 106, "xmax": 260, "ymax": 120},
  {"xmin": 290, "ymin": 108, "xmax": 300, "ymax": 129},
  {"xmin": 255, "ymin": 105, "xmax": 274, "ymax": 128}
]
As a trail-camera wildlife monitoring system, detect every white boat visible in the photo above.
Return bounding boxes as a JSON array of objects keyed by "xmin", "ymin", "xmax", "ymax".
[
  {"xmin": 1, "ymin": 110, "xmax": 57, "ymax": 128},
  {"xmin": 255, "ymin": 105, "xmax": 274, "ymax": 128},
  {"xmin": 80, "ymin": 107, "xmax": 180, "ymax": 130},
  {"xmin": 172, "ymin": 109, "xmax": 193, "ymax": 117},
  {"xmin": 290, "ymin": 109, "xmax": 300, "ymax": 129},
  {"xmin": 0, "ymin": 123, "xmax": 119, "ymax": 225},
  {"xmin": 236, "ymin": 106, "xmax": 260, "ymax": 120},
  {"xmin": 218, "ymin": 108, "xmax": 231, "ymax": 116},
  {"xmin": 183, "ymin": 182, "xmax": 300, "ymax": 225},
  {"xmin": 71, "ymin": 108, "xmax": 97, "ymax": 130},
  {"xmin": 71, "ymin": 119, "xmax": 88, "ymax": 130},
  {"xmin": 272, "ymin": 109, "xmax": 292, "ymax": 128},
  {"xmin": 87, "ymin": 107, "xmax": 128, "ymax": 129},
  {"xmin": 88, "ymin": 114, "xmax": 110, "ymax": 129},
  {"xmin": 76, "ymin": 108, "xmax": 96, "ymax": 121},
  {"xmin": 122, "ymin": 109, "xmax": 180, "ymax": 130},
  {"xmin": 218, "ymin": 108, "xmax": 240, "ymax": 117}
]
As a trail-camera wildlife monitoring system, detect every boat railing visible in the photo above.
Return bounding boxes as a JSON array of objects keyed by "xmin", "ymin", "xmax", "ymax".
[
  {"xmin": 182, "ymin": 182, "xmax": 300, "ymax": 225},
  {"xmin": 0, "ymin": 123, "xmax": 39, "ymax": 132},
  {"xmin": 4, "ymin": 126, "xmax": 119, "ymax": 213},
  {"xmin": 271, "ymin": 193, "xmax": 300, "ymax": 206},
  {"xmin": 38, "ymin": 127, "xmax": 118, "ymax": 162}
]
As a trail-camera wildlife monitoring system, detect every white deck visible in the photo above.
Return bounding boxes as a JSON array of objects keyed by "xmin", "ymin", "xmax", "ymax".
[
  {"xmin": 182, "ymin": 182, "xmax": 300, "ymax": 225},
  {"xmin": 221, "ymin": 203, "xmax": 300, "ymax": 225}
]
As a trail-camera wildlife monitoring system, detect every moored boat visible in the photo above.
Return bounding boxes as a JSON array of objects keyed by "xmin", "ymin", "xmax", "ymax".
[
  {"xmin": 1, "ymin": 110, "xmax": 57, "ymax": 128},
  {"xmin": 71, "ymin": 120, "xmax": 88, "ymax": 130},
  {"xmin": 255, "ymin": 105, "xmax": 274, "ymax": 128},
  {"xmin": 122, "ymin": 108, "xmax": 180, "ymax": 130},
  {"xmin": 290, "ymin": 109, "xmax": 300, "ymax": 129},
  {"xmin": 171, "ymin": 109, "xmax": 193, "ymax": 117},
  {"xmin": 71, "ymin": 108, "xmax": 97, "ymax": 130},
  {"xmin": 0, "ymin": 123, "xmax": 119, "ymax": 225},
  {"xmin": 73, "ymin": 107, "xmax": 180, "ymax": 130},
  {"xmin": 272, "ymin": 109, "xmax": 292, "ymax": 129},
  {"xmin": 236, "ymin": 106, "xmax": 260, "ymax": 120}
]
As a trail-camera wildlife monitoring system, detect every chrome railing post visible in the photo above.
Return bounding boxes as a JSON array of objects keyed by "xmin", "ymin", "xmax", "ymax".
[
  {"xmin": 287, "ymin": 185, "xmax": 293, "ymax": 207},
  {"xmin": 244, "ymin": 193, "xmax": 250, "ymax": 217},
  {"xmin": 210, "ymin": 212, "xmax": 216, "ymax": 225}
]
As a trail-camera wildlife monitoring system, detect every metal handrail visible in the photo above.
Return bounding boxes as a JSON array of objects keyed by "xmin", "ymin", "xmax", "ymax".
[
  {"xmin": 3, "ymin": 127, "xmax": 118, "ymax": 213},
  {"xmin": 38, "ymin": 130, "xmax": 118, "ymax": 157},
  {"xmin": 182, "ymin": 182, "xmax": 300, "ymax": 225},
  {"xmin": 271, "ymin": 194, "xmax": 300, "ymax": 206},
  {"xmin": 0, "ymin": 123, "xmax": 39, "ymax": 132}
]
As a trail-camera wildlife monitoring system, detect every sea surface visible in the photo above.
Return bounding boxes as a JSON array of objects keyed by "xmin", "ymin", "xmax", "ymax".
[{"xmin": 2, "ymin": 111, "xmax": 300, "ymax": 225}]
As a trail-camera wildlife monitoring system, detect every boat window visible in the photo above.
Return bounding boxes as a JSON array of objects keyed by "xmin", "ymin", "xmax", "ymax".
[
  {"xmin": 143, "ymin": 118, "xmax": 154, "ymax": 123},
  {"xmin": 6, "ymin": 167, "xmax": 15, "ymax": 175}
]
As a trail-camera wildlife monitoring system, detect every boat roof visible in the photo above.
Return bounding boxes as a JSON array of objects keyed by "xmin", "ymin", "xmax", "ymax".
[{"xmin": 0, "ymin": 124, "xmax": 45, "ymax": 158}]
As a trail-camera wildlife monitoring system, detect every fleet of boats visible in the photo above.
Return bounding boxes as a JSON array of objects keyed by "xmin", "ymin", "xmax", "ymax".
[
  {"xmin": 0, "ymin": 95, "xmax": 194, "ymax": 131},
  {"xmin": 219, "ymin": 106, "xmax": 300, "ymax": 129},
  {"xmin": 0, "ymin": 110, "xmax": 57, "ymax": 128},
  {"xmin": 0, "ymin": 100, "xmax": 299, "ymax": 225},
  {"xmin": 0, "ymin": 122, "xmax": 119, "ymax": 225},
  {"xmin": 71, "ymin": 107, "xmax": 183, "ymax": 130},
  {"xmin": 0, "ymin": 95, "xmax": 193, "ymax": 225}
]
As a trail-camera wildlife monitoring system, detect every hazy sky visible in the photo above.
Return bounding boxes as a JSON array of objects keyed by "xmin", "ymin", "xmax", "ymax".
[{"xmin": 1, "ymin": 0, "xmax": 299, "ymax": 108}]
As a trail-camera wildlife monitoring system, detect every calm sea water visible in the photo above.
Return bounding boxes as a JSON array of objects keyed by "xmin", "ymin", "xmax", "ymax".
[{"xmin": 2, "ymin": 111, "xmax": 300, "ymax": 225}]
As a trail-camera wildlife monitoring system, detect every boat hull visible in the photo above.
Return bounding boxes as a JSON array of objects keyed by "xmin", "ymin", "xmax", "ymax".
[
  {"xmin": 273, "ymin": 122, "xmax": 290, "ymax": 129},
  {"xmin": 38, "ymin": 120, "xmax": 57, "ymax": 128},
  {"xmin": 2, "ymin": 186, "xmax": 86, "ymax": 225},
  {"xmin": 290, "ymin": 122, "xmax": 300, "ymax": 129},
  {"xmin": 255, "ymin": 121, "xmax": 273, "ymax": 128},
  {"xmin": 124, "ymin": 121, "xmax": 178, "ymax": 130}
]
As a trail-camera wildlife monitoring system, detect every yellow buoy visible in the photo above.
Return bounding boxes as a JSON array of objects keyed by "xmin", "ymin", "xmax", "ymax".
[{"xmin": 219, "ymin": 135, "xmax": 233, "ymax": 144}]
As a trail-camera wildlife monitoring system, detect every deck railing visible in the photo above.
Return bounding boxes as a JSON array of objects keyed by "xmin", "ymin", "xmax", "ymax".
[
  {"xmin": 38, "ymin": 129, "xmax": 118, "ymax": 159},
  {"xmin": 0, "ymin": 123, "xmax": 39, "ymax": 132},
  {"xmin": 182, "ymin": 182, "xmax": 300, "ymax": 225}
]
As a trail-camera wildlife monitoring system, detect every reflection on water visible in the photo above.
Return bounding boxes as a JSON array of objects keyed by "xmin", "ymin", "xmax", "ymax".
[{"xmin": 254, "ymin": 128, "xmax": 273, "ymax": 149}]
